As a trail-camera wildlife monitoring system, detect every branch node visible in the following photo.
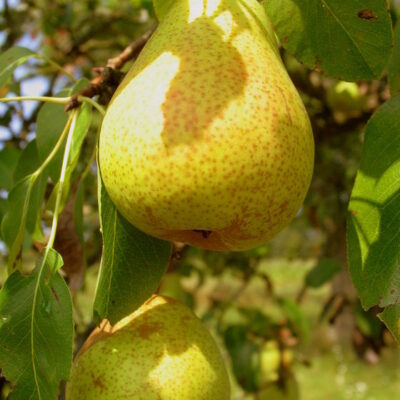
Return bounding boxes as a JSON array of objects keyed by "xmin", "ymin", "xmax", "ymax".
[{"xmin": 65, "ymin": 27, "xmax": 155, "ymax": 112}]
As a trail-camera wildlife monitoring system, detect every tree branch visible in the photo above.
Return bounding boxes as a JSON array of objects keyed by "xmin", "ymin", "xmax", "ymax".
[
  {"xmin": 65, "ymin": 27, "xmax": 156, "ymax": 112},
  {"xmin": 106, "ymin": 28, "xmax": 155, "ymax": 69}
]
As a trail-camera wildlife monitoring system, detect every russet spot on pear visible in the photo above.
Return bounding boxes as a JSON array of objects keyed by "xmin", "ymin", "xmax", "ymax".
[
  {"xmin": 99, "ymin": 0, "xmax": 314, "ymax": 251},
  {"xmin": 65, "ymin": 295, "xmax": 230, "ymax": 399}
]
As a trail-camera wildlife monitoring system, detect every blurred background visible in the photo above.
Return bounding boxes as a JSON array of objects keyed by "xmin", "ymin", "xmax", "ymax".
[{"xmin": 0, "ymin": 0, "xmax": 399, "ymax": 399}]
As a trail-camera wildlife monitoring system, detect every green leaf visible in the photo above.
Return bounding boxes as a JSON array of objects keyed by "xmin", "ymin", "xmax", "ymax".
[
  {"xmin": 35, "ymin": 79, "xmax": 90, "ymax": 185},
  {"xmin": 72, "ymin": 77, "xmax": 90, "ymax": 93},
  {"xmin": 68, "ymin": 102, "xmax": 92, "ymax": 167},
  {"xmin": 13, "ymin": 140, "xmax": 41, "ymax": 182},
  {"xmin": 1, "ymin": 173, "xmax": 47, "ymax": 271},
  {"xmin": 36, "ymin": 90, "xmax": 70, "ymax": 183},
  {"xmin": 354, "ymin": 301, "xmax": 382, "ymax": 339},
  {"xmin": 305, "ymin": 258, "xmax": 341, "ymax": 288},
  {"xmin": 264, "ymin": 0, "xmax": 393, "ymax": 81},
  {"xmin": 0, "ymin": 47, "xmax": 36, "ymax": 88},
  {"xmin": 279, "ymin": 298, "xmax": 310, "ymax": 342},
  {"xmin": 0, "ymin": 147, "xmax": 21, "ymax": 191},
  {"xmin": 0, "ymin": 198, "xmax": 7, "ymax": 233},
  {"xmin": 93, "ymin": 174, "xmax": 172, "ymax": 325},
  {"xmin": 10, "ymin": 140, "xmax": 48, "ymax": 247},
  {"xmin": 153, "ymin": 0, "xmax": 176, "ymax": 21},
  {"xmin": 347, "ymin": 96, "xmax": 400, "ymax": 336},
  {"xmin": 45, "ymin": 103, "xmax": 92, "ymax": 214},
  {"xmin": 224, "ymin": 325, "xmax": 259, "ymax": 392},
  {"xmin": 388, "ymin": 21, "xmax": 400, "ymax": 95},
  {"xmin": 0, "ymin": 248, "xmax": 73, "ymax": 400},
  {"xmin": 379, "ymin": 305, "xmax": 400, "ymax": 343},
  {"xmin": 73, "ymin": 182, "xmax": 85, "ymax": 245}
]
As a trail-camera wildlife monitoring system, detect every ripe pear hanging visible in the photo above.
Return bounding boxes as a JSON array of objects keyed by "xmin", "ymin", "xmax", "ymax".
[
  {"xmin": 99, "ymin": 0, "xmax": 314, "ymax": 251},
  {"xmin": 65, "ymin": 296, "xmax": 230, "ymax": 399}
]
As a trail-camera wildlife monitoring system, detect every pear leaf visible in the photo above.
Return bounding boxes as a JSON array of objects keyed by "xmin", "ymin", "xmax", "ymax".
[
  {"xmin": 264, "ymin": 0, "xmax": 393, "ymax": 81},
  {"xmin": 0, "ymin": 248, "xmax": 73, "ymax": 400},
  {"xmin": 224, "ymin": 325, "xmax": 259, "ymax": 392},
  {"xmin": 1, "ymin": 173, "xmax": 48, "ymax": 271},
  {"xmin": 0, "ymin": 198, "xmax": 7, "ymax": 233},
  {"xmin": 4, "ymin": 140, "xmax": 48, "ymax": 263},
  {"xmin": 45, "ymin": 102, "xmax": 92, "ymax": 214},
  {"xmin": 153, "ymin": 0, "xmax": 176, "ymax": 21},
  {"xmin": 0, "ymin": 146, "xmax": 20, "ymax": 191},
  {"xmin": 13, "ymin": 140, "xmax": 41, "ymax": 182},
  {"xmin": 73, "ymin": 181, "xmax": 85, "ymax": 245},
  {"xmin": 36, "ymin": 90, "xmax": 70, "ymax": 183},
  {"xmin": 279, "ymin": 298, "xmax": 310, "ymax": 342},
  {"xmin": 379, "ymin": 305, "xmax": 400, "ymax": 343},
  {"xmin": 68, "ymin": 101, "xmax": 92, "ymax": 167},
  {"xmin": 347, "ymin": 95, "xmax": 400, "ymax": 342},
  {"xmin": 305, "ymin": 258, "xmax": 341, "ymax": 288},
  {"xmin": 388, "ymin": 22, "xmax": 400, "ymax": 96},
  {"xmin": 36, "ymin": 79, "xmax": 90, "ymax": 184},
  {"xmin": 0, "ymin": 47, "xmax": 36, "ymax": 88},
  {"xmin": 93, "ymin": 173, "xmax": 172, "ymax": 325}
]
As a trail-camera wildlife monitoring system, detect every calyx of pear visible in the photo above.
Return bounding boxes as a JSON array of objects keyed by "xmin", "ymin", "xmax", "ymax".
[
  {"xmin": 99, "ymin": 0, "xmax": 314, "ymax": 251},
  {"xmin": 66, "ymin": 295, "xmax": 230, "ymax": 399}
]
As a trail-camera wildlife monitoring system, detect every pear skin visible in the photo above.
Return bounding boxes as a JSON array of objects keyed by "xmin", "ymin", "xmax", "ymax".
[
  {"xmin": 66, "ymin": 295, "xmax": 230, "ymax": 399},
  {"xmin": 99, "ymin": 0, "xmax": 314, "ymax": 251}
]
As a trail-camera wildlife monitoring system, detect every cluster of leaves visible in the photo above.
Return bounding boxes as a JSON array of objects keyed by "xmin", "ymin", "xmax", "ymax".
[
  {"xmin": 263, "ymin": 0, "xmax": 400, "ymax": 341},
  {"xmin": 0, "ymin": 0, "xmax": 399, "ymax": 399},
  {"xmin": 0, "ymin": 47, "xmax": 172, "ymax": 399},
  {"xmin": 161, "ymin": 247, "xmax": 357, "ymax": 398}
]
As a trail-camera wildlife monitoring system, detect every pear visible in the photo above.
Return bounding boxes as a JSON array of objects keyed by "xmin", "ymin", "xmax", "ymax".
[
  {"xmin": 66, "ymin": 295, "xmax": 230, "ymax": 399},
  {"xmin": 99, "ymin": 0, "xmax": 314, "ymax": 251},
  {"xmin": 326, "ymin": 81, "xmax": 366, "ymax": 113},
  {"xmin": 259, "ymin": 340, "xmax": 281, "ymax": 384}
]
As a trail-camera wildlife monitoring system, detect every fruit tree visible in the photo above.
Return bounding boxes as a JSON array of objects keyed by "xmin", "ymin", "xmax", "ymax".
[{"xmin": 0, "ymin": 0, "xmax": 399, "ymax": 399}]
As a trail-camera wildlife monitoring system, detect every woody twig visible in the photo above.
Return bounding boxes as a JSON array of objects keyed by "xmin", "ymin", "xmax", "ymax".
[{"xmin": 65, "ymin": 27, "xmax": 156, "ymax": 112}]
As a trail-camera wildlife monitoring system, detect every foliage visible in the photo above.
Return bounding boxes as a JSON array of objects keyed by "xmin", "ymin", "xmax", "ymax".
[
  {"xmin": 93, "ymin": 178, "xmax": 172, "ymax": 324},
  {"xmin": 264, "ymin": 0, "xmax": 392, "ymax": 80},
  {"xmin": 0, "ymin": 0, "xmax": 399, "ymax": 399},
  {"xmin": 0, "ymin": 249, "xmax": 72, "ymax": 400},
  {"xmin": 347, "ymin": 96, "xmax": 400, "ymax": 341}
]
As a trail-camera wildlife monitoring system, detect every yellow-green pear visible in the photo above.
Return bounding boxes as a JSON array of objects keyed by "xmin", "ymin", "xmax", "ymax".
[
  {"xmin": 326, "ymin": 81, "xmax": 366, "ymax": 113},
  {"xmin": 66, "ymin": 295, "xmax": 230, "ymax": 399},
  {"xmin": 99, "ymin": 0, "xmax": 314, "ymax": 251},
  {"xmin": 259, "ymin": 340, "xmax": 281, "ymax": 384}
]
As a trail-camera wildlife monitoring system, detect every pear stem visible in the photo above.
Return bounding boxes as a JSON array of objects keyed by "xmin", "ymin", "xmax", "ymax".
[
  {"xmin": 78, "ymin": 96, "xmax": 106, "ymax": 115},
  {"xmin": 0, "ymin": 96, "xmax": 70, "ymax": 104},
  {"xmin": 64, "ymin": 26, "xmax": 155, "ymax": 112}
]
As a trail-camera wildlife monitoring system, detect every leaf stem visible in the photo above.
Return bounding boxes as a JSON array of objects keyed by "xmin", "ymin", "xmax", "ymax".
[
  {"xmin": 80, "ymin": 126, "xmax": 101, "ymax": 183},
  {"xmin": 6, "ymin": 113, "xmax": 73, "ymax": 273},
  {"xmin": 0, "ymin": 96, "xmax": 71, "ymax": 104},
  {"xmin": 46, "ymin": 110, "xmax": 78, "ymax": 250},
  {"xmin": 34, "ymin": 114, "xmax": 74, "ymax": 178},
  {"xmin": 78, "ymin": 96, "xmax": 106, "ymax": 116},
  {"xmin": 37, "ymin": 54, "xmax": 77, "ymax": 83},
  {"xmin": 29, "ymin": 111, "xmax": 77, "ymax": 400}
]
